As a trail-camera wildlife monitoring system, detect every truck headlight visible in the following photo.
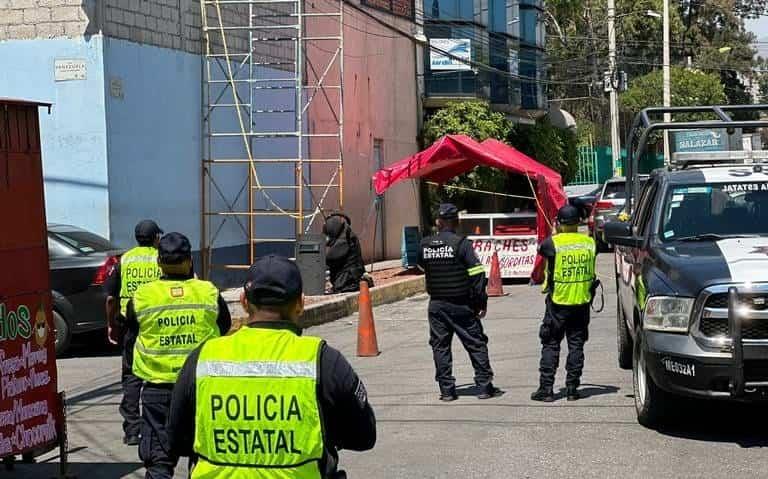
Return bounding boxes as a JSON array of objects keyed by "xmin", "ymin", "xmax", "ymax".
[{"xmin": 644, "ymin": 296, "xmax": 695, "ymax": 333}]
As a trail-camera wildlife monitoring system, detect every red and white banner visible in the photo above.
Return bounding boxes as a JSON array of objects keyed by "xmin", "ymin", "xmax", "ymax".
[{"xmin": 470, "ymin": 236, "xmax": 538, "ymax": 278}]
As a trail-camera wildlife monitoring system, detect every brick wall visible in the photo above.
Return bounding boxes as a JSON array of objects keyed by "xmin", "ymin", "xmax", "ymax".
[
  {"xmin": 0, "ymin": 0, "xmax": 96, "ymax": 41},
  {"xmin": 0, "ymin": 0, "xmax": 295, "ymax": 62}
]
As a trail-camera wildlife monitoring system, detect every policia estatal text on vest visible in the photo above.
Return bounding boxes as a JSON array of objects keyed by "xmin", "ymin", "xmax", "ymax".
[
  {"xmin": 531, "ymin": 205, "xmax": 597, "ymax": 403},
  {"xmin": 124, "ymin": 232, "xmax": 231, "ymax": 479},
  {"xmin": 167, "ymin": 255, "xmax": 376, "ymax": 479},
  {"xmin": 104, "ymin": 219, "xmax": 164, "ymax": 446},
  {"xmin": 418, "ymin": 203, "xmax": 502, "ymax": 402}
]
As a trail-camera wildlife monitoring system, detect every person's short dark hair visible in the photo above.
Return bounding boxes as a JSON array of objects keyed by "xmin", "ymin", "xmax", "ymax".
[
  {"xmin": 135, "ymin": 219, "xmax": 163, "ymax": 246},
  {"xmin": 244, "ymin": 255, "xmax": 303, "ymax": 306},
  {"xmin": 437, "ymin": 203, "xmax": 459, "ymax": 221},
  {"xmin": 158, "ymin": 232, "xmax": 192, "ymax": 265},
  {"xmin": 557, "ymin": 205, "xmax": 581, "ymax": 226}
]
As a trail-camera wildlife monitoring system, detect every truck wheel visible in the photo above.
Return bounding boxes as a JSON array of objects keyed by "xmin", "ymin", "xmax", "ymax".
[
  {"xmin": 53, "ymin": 309, "xmax": 72, "ymax": 356},
  {"xmin": 633, "ymin": 335, "xmax": 670, "ymax": 429},
  {"xmin": 617, "ymin": 298, "xmax": 633, "ymax": 370}
]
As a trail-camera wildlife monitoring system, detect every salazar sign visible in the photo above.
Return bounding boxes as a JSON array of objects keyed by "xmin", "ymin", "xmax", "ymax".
[
  {"xmin": 429, "ymin": 39, "xmax": 472, "ymax": 71},
  {"xmin": 672, "ymin": 129, "xmax": 727, "ymax": 153}
]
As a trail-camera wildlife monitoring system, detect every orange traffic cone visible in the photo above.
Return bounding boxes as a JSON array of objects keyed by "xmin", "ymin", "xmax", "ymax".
[
  {"xmin": 487, "ymin": 250, "xmax": 505, "ymax": 297},
  {"xmin": 357, "ymin": 280, "xmax": 380, "ymax": 357}
]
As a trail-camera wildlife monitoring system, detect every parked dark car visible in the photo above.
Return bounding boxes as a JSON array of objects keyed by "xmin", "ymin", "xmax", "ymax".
[{"xmin": 48, "ymin": 224, "xmax": 123, "ymax": 355}]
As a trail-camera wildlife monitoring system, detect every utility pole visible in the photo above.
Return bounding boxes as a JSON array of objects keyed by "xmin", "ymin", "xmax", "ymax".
[
  {"xmin": 662, "ymin": 0, "xmax": 671, "ymax": 166},
  {"xmin": 608, "ymin": 0, "xmax": 621, "ymax": 176}
]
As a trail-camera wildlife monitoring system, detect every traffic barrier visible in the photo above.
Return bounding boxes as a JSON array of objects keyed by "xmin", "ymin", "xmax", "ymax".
[
  {"xmin": 357, "ymin": 280, "xmax": 380, "ymax": 356},
  {"xmin": 487, "ymin": 250, "xmax": 505, "ymax": 297}
]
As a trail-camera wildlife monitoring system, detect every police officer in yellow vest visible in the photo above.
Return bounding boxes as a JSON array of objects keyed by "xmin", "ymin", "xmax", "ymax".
[
  {"xmin": 105, "ymin": 219, "xmax": 164, "ymax": 446},
  {"xmin": 531, "ymin": 205, "xmax": 596, "ymax": 403},
  {"xmin": 124, "ymin": 232, "xmax": 231, "ymax": 479},
  {"xmin": 167, "ymin": 255, "xmax": 376, "ymax": 479}
]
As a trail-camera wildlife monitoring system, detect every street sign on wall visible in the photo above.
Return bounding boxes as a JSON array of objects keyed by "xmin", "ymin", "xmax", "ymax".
[{"xmin": 429, "ymin": 39, "xmax": 472, "ymax": 71}]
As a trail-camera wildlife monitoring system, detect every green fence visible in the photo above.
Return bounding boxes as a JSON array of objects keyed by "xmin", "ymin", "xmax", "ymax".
[
  {"xmin": 572, "ymin": 146, "xmax": 599, "ymax": 185},
  {"xmin": 570, "ymin": 146, "xmax": 664, "ymax": 185}
]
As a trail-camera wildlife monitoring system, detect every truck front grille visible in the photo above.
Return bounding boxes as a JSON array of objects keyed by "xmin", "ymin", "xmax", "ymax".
[
  {"xmin": 705, "ymin": 293, "xmax": 768, "ymax": 311},
  {"xmin": 700, "ymin": 317, "xmax": 768, "ymax": 340},
  {"xmin": 695, "ymin": 285, "xmax": 768, "ymax": 347}
]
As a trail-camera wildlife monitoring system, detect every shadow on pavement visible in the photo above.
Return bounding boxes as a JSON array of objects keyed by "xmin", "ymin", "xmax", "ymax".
[
  {"xmin": 455, "ymin": 384, "xmax": 506, "ymax": 398},
  {"xmin": 5, "ymin": 461, "xmax": 142, "ymax": 478},
  {"xmin": 555, "ymin": 384, "xmax": 620, "ymax": 400},
  {"xmin": 655, "ymin": 400, "xmax": 768, "ymax": 448}
]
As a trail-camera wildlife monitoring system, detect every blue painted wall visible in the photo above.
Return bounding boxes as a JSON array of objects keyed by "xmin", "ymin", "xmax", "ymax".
[
  {"xmin": 0, "ymin": 36, "xmax": 110, "ymax": 237},
  {"xmin": 103, "ymin": 37, "xmax": 210, "ymax": 250},
  {"xmin": 103, "ymin": 38, "xmax": 296, "ymax": 275}
]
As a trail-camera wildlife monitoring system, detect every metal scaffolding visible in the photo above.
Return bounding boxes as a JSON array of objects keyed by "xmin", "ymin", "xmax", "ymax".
[{"xmin": 200, "ymin": 0, "xmax": 344, "ymax": 277}]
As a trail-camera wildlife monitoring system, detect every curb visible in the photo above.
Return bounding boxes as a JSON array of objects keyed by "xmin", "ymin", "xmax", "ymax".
[{"xmin": 227, "ymin": 275, "xmax": 425, "ymax": 331}]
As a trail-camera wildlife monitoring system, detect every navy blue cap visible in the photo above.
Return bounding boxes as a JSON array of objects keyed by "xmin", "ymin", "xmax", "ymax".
[
  {"xmin": 557, "ymin": 205, "xmax": 581, "ymax": 226},
  {"xmin": 158, "ymin": 232, "xmax": 192, "ymax": 264},
  {"xmin": 135, "ymin": 219, "xmax": 163, "ymax": 243},
  {"xmin": 244, "ymin": 255, "xmax": 303, "ymax": 305},
  {"xmin": 437, "ymin": 203, "xmax": 459, "ymax": 220}
]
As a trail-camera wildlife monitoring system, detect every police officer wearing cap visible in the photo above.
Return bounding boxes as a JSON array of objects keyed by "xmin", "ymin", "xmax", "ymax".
[
  {"xmin": 167, "ymin": 255, "xmax": 376, "ymax": 478},
  {"xmin": 418, "ymin": 203, "xmax": 501, "ymax": 401},
  {"xmin": 105, "ymin": 219, "xmax": 164, "ymax": 446},
  {"xmin": 124, "ymin": 232, "xmax": 231, "ymax": 479},
  {"xmin": 531, "ymin": 205, "xmax": 596, "ymax": 402}
]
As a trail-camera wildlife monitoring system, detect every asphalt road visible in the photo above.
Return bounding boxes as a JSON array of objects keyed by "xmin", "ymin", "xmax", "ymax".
[{"xmin": 9, "ymin": 253, "xmax": 768, "ymax": 478}]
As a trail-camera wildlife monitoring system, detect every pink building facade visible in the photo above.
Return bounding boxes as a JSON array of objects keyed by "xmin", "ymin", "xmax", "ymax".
[{"xmin": 307, "ymin": 0, "xmax": 421, "ymax": 261}]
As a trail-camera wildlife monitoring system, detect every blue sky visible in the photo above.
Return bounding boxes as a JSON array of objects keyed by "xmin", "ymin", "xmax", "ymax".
[{"xmin": 747, "ymin": 17, "xmax": 768, "ymax": 58}]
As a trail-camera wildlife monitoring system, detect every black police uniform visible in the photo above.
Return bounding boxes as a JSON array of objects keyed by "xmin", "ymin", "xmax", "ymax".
[
  {"xmin": 103, "ymin": 219, "xmax": 164, "ymax": 443},
  {"xmin": 104, "ymin": 264, "xmax": 144, "ymax": 441},
  {"xmin": 536, "ymin": 237, "xmax": 590, "ymax": 393},
  {"xmin": 167, "ymin": 255, "xmax": 376, "ymax": 478},
  {"xmin": 123, "ymin": 234, "xmax": 232, "ymax": 479},
  {"xmin": 418, "ymin": 204, "xmax": 497, "ymax": 399}
]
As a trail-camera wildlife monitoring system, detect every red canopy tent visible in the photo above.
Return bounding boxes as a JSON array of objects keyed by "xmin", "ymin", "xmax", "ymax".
[{"xmin": 372, "ymin": 134, "xmax": 568, "ymax": 281}]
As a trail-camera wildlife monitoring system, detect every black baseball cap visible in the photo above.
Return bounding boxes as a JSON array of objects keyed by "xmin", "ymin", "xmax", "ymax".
[
  {"xmin": 437, "ymin": 203, "xmax": 459, "ymax": 220},
  {"xmin": 557, "ymin": 205, "xmax": 581, "ymax": 226},
  {"xmin": 158, "ymin": 232, "xmax": 192, "ymax": 265},
  {"xmin": 135, "ymin": 220, "xmax": 163, "ymax": 243},
  {"xmin": 244, "ymin": 255, "xmax": 303, "ymax": 306}
]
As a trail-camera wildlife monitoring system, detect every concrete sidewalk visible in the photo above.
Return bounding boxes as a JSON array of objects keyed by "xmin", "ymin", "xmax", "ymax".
[{"xmin": 221, "ymin": 259, "xmax": 424, "ymax": 328}]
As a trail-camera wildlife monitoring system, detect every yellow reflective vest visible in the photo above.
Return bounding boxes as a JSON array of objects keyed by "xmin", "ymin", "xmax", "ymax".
[
  {"xmin": 132, "ymin": 278, "xmax": 221, "ymax": 384},
  {"xmin": 192, "ymin": 327, "xmax": 325, "ymax": 479},
  {"xmin": 119, "ymin": 246, "xmax": 162, "ymax": 316},
  {"xmin": 546, "ymin": 233, "xmax": 596, "ymax": 306}
]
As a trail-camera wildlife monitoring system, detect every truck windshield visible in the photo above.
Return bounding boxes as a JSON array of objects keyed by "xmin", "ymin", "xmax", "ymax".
[{"xmin": 660, "ymin": 182, "xmax": 768, "ymax": 241}]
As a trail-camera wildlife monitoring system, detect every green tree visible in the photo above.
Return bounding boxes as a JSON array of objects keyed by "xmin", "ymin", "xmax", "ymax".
[
  {"xmin": 421, "ymin": 102, "xmax": 513, "ymax": 211},
  {"xmin": 510, "ymin": 120, "xmax": 579, "ymax": 184},
  {"xmin": 621, "ymin": 67, "xmax": 727, "ymax": 115},
  {"xmin": 422, "ymin": 101, "xmax": 512, "ymax": 145}
]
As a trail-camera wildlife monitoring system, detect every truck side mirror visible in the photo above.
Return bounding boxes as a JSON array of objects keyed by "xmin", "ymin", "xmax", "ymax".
[{"xmin": 604, "ymin": 221, "xmax": 642, "ymax": 248}]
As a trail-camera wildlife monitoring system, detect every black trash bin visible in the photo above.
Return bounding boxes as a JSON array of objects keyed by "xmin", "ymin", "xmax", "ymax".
[{"xmin": 295, "ymin": 234, "xmax": 326, "ymax": 296}]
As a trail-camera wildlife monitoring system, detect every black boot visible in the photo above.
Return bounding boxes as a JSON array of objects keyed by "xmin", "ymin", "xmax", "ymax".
[
  {"xmin": 530, "ymin": 387, "xmax": 555, "ymax": 402},
  {"xmin": 477, "ymin": 383, "xmax": 504, "ymax": 400},
  {"xmin": 566, "ymin": 385, "xmax": 580, "ymax": 401},
  {"xmin": 439, "ymin": 386, "xmax": 458, "ymax": 402}
]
